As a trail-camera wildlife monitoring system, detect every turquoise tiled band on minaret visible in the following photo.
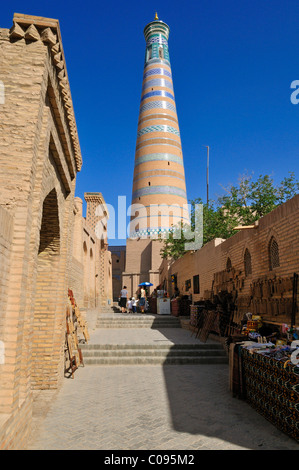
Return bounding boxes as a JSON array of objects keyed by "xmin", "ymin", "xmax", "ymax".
[{"xmin": 130, "ymin": 14, "xmax": 189, "ymax": 239}]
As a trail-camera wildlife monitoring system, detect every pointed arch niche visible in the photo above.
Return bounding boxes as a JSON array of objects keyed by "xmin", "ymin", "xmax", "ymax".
[
  {"xmin": 269, "ymin": 236, "xmax": 280, "ymax": 271},
  {"xmin": 244, "ymin": 248, "xmax": 252, "ymax": 277}
]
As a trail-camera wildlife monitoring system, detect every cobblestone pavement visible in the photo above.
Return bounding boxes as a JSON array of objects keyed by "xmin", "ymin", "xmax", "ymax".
[{"xmin": 27, "ymin": 324, "xmax": 298, "ymax": 451}]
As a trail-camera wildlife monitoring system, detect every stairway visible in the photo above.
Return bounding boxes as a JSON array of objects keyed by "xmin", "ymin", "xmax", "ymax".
[
  {"xmin": 96, "ymin": 313, "xmax": 181, "ymax": 329},
  {"xmin": 81, "ymin": 307, "xmax": 228, "ymax": 366},
  {"xmin": 80, "ymin": 342, "xmax": 228, "ymax": 365}
]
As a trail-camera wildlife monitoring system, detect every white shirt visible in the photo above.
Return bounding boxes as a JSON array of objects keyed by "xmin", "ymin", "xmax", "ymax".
[{"xmin": 121, "ymin": 289, "xmax": 128, "ymax": 298}]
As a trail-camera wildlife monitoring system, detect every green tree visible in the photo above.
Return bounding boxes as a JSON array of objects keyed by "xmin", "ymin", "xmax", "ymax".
[
  {"xmin": 159, "ymin": 221, "xmax": 188, "ymax": 260},
  {"xmin": 159, "ymin": 172, "xmax": 299, "ymax": 260}
]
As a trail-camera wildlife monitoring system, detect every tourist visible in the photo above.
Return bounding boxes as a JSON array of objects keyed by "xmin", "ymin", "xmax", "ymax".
[
  {"xmin": 131, "ymin": 297, "xmax": 137, "ymax": 313},
  {"xmin": 139, "ymin": 287, "xmax": 146, "ymax": 313},
  {"xmin": 119, "ymin": 285, "xmax": 128, "ymax": 313},
  {"xmin": 127, "ymin": 298, "xmax": 133, "ymax": 313}
]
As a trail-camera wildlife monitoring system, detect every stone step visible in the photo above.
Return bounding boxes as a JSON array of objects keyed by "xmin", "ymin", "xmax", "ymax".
[
  {"xmin": 96, "ymin": 315, "xmax": 181, "ymax": 329},
  {"xmin": 96, "ymin": 320, "xmax": 180, "ymax": 323},
  {"xmin": 96, "ymin": 322, "xmax": 181, "ymax": 328},
  {"xmin": 83, "ymin": 355, "xmax": 228, "ymax": 365},
  {"xmin": 85, "ymin": 311, "xmax": 227, "ymax": 365},
  {"xmin": 97, "ymin": 315, "xmax": 179, "ymax": 319},
  {"xmin": 81, "ymin": 348, "xmax": 226, "ymax": 358},
  {"xmin": 80, "ymin": 343, "xmax": 223, "ymax": 350},
  {"xmin": 80, "ymin": 342, "xmax": 228, "ymax": 365}
]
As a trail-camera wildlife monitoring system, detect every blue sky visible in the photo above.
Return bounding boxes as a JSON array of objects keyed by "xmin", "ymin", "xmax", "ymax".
[{"xmin": 2, "ymin": 0, "xmax": 299, "ymax": 245}]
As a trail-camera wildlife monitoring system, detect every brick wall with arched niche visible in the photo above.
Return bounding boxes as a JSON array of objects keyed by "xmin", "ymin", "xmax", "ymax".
[
  {"xmin": 0, "ymin": 14, "xmax": 82, "ymax": 449},
  {"xmin": 31, "ymin": 189, "xmax": 61, "ymax": 388}
]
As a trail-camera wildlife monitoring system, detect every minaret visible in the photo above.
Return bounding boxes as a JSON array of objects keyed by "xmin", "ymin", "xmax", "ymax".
[
  {"xmin": 123, "ymin": 14, "xmax": 189, "ymax": 296},
  {"xmin": 129, "ymin": 13, "xmax": 189, "ymax": 239}
]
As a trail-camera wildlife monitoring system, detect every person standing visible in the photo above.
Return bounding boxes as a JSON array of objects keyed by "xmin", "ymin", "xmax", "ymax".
[
  {"xmin": 119, "ymin": 286, "xmax": 128, "ymax": 313},
  {"xmin": 139, "ymin": 287, "xmax": 146, "ymax": 313}
]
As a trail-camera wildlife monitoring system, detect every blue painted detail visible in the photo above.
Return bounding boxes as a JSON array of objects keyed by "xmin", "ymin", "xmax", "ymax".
[
  {"xmin": 146, "ymin": 35, "xmax": 168, "ymax": 47},
  {"xmin": 141, "ymin": 90, "xmax": 174, "ymax": 102},
  {"xmin": 143, "ymin": 68, "xmax": 172, "ymax": 79}
]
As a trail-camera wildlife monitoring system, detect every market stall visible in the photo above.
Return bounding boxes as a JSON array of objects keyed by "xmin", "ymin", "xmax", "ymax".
[
  {"xmin": 171, "ymin": 296, "xmax": 191, "ymax": 317},
  {"xmin": 157, "ymin": 297, "xmax": 170, "ymax": 314},
  {"xmin": 171, "ymin": 297, "xmax": 180, "ymax": 316},
  {"xmin": 187, "ymin": 269, "xmax": 299, "ymax": 442},
  {"xmin": 229, "ymin": 339, "xmax": 299, "ymax": 442}
]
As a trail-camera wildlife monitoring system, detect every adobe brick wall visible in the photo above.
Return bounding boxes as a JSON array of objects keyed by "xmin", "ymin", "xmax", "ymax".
[
  {"xmin": 0, "ymin": 14, "xmax": 112, "ymax": 449},
  {"xmin": 0, "ymin": 206, "xmax": 13, "ymax": 337},
  {"xmin": 0, "ymin": 14, "xmax": 82, "ymax": 449},
  {"xmin": 161, "ymin": 195, "xmax": 299, "ymax": 326},
  {"xmin": 109, "ymin": 246, "xmax": 126, "ymax": 300},
  {"xmin": 123, "ymin": 238, "xmax": 162, "ymax": 298},
  {"xmin": 69, "ymin": 195, "xmax": 113, "ymax": 311},
  {"xmin": 0, "ymin": 207, "xmax": 14, "ymax": 428}
]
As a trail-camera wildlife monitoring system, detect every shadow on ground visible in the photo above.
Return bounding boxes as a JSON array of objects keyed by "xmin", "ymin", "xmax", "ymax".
[{"xmin": 148, "ymin": 315, "xmax": 297, "ymax": 450}]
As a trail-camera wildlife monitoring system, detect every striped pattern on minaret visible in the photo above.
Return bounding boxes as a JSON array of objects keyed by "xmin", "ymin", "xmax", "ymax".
[{"xmin": 130, "ymin": 15, "xmax": 189, "ymax": 239}]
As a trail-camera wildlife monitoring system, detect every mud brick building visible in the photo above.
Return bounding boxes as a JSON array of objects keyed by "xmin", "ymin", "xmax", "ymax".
[
  {"xmin": 109, "ymin": 245, "xmax": 126, "ymax": 301},
  {"xmin": 160, "ymin": 194, "xmax": 299, "ymax": 327},
  {"xmin": 0, "ymin": 13, "xmax": 111, "ymax": 450},
  {"xmin": 69, "ymin": 193, "xmax": 112, "ymax": 311}
]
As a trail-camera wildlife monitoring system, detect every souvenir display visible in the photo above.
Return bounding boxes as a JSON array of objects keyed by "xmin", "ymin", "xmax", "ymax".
[
  {"xmin": 241, "ymin": 342, "xmax": 299, "ymax": 442},
  {"xmin": 187, "ymin": 268, "xmax": 299, "ymax": 443},
  {"xmin": 65, "ymin": 289, "xmax": 89, "ymax": 378}
]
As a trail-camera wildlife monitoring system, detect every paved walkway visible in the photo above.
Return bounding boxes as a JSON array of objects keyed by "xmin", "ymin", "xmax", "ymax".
[{"xmin": 27, "ymin": 314, "xmax": 298, "ymax": 450}]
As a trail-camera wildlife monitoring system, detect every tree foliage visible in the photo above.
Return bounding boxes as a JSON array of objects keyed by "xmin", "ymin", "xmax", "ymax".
[{"xmin": 160, "ymin": 172, "xmax": 299, "ymax": 260}]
